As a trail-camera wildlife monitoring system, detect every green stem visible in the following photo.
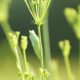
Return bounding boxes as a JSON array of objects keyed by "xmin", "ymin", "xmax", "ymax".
[
  {"xmin": 15, "ymin": 48, "xmax": 25, "ymax": 80},
  {"xmin": 42, "ymin": 14, "xmax": 51, "ymax": 80},
  {"xmin": 23, "ymin": 50, "xmax": 28, "ymax": 71},
  {"xmin": 38, "ymin": 25, "xmax": 44, "ymax": 68},
  {"xmin": 42, "ymin": 13, "xmax": 51, "ymax": 69},
  {"xmin": 37, "ymin": 25, "xmax": 44, "ymax": 80},
  {"xmin": 78, "ymin": 40, "xmax": 80, "ymax": 79},
  {"xmin": 64, "ymin": 56, "xmax": 74, "ymax": 80}
]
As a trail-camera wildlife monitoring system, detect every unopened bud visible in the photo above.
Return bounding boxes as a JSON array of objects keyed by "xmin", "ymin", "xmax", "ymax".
[
  {"xmin": 59, "ymin": 40, "xmax": 71, "ymax": 57},
  {"xmin": 21, "ymin": 36, "xmax": 28, "ymax": 51}
]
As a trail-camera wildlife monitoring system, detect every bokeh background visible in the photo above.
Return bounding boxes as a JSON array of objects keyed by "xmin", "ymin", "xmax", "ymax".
[{"xmin": 0, "ymin": 0, "xmax": 80, "ymax": 80}]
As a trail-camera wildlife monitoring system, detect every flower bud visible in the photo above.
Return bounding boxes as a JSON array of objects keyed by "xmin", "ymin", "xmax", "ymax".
[
  {"xmin": 8, "ymin": 31, "xmax": 20, "ymax": 48},
  {"xmin": 21, "ymin": 36, "xmax": 28, "ymax": 51},
  {"xmin": 59, "ymin": 40, "xmax": 71, "ymax": 57},
  {"xmin": 64, "ymin": 8, "xmax": 77, "ymax": 24},
  {"xmin": 39, "ymin": 68, "xmax": 49, "ymax": 79}
]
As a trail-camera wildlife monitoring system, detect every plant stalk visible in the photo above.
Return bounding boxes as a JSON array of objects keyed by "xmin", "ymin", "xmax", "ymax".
[
  {"xmin": 42, "ymin": 14, "xmax": 51, "ymax": 80},
  {"xmin": 64, "ymin": 56, "xmax": 74, "ymax": 80},
  {"xmin": 42, "ymin": 13, "xmax": 51, "ymax": 70},
  {"xmin": 23, "ymin": 50, "xmax": 28, "ymax": 71},
  {"xmin": 78, "ymin": 40, "xmax": 80, "ymax": 79},
  {"xmin": 38, "ymin": 25, "xmax": 44, "ymax": 68},
  {"xmin": 37, "ymin": 25, "xmax": 44, "ymax": 80},
  {"xmin": 15, "ymin": 48, "xmax": 25, "ymax": 80}
]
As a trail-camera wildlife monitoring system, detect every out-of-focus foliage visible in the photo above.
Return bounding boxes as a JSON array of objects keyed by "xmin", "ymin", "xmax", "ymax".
[
  {"xmin": 0, "ymin": 0, "xmax": 11, "ymax": 22},
  {"xmin": 64, "ymin": 5, "xmax": 80, "ymax": 40}
]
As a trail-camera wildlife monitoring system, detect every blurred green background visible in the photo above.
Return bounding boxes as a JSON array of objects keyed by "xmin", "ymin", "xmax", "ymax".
[{"xmin": 0, "ymin": 0, "xmax": 80, "ymax": 80}]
